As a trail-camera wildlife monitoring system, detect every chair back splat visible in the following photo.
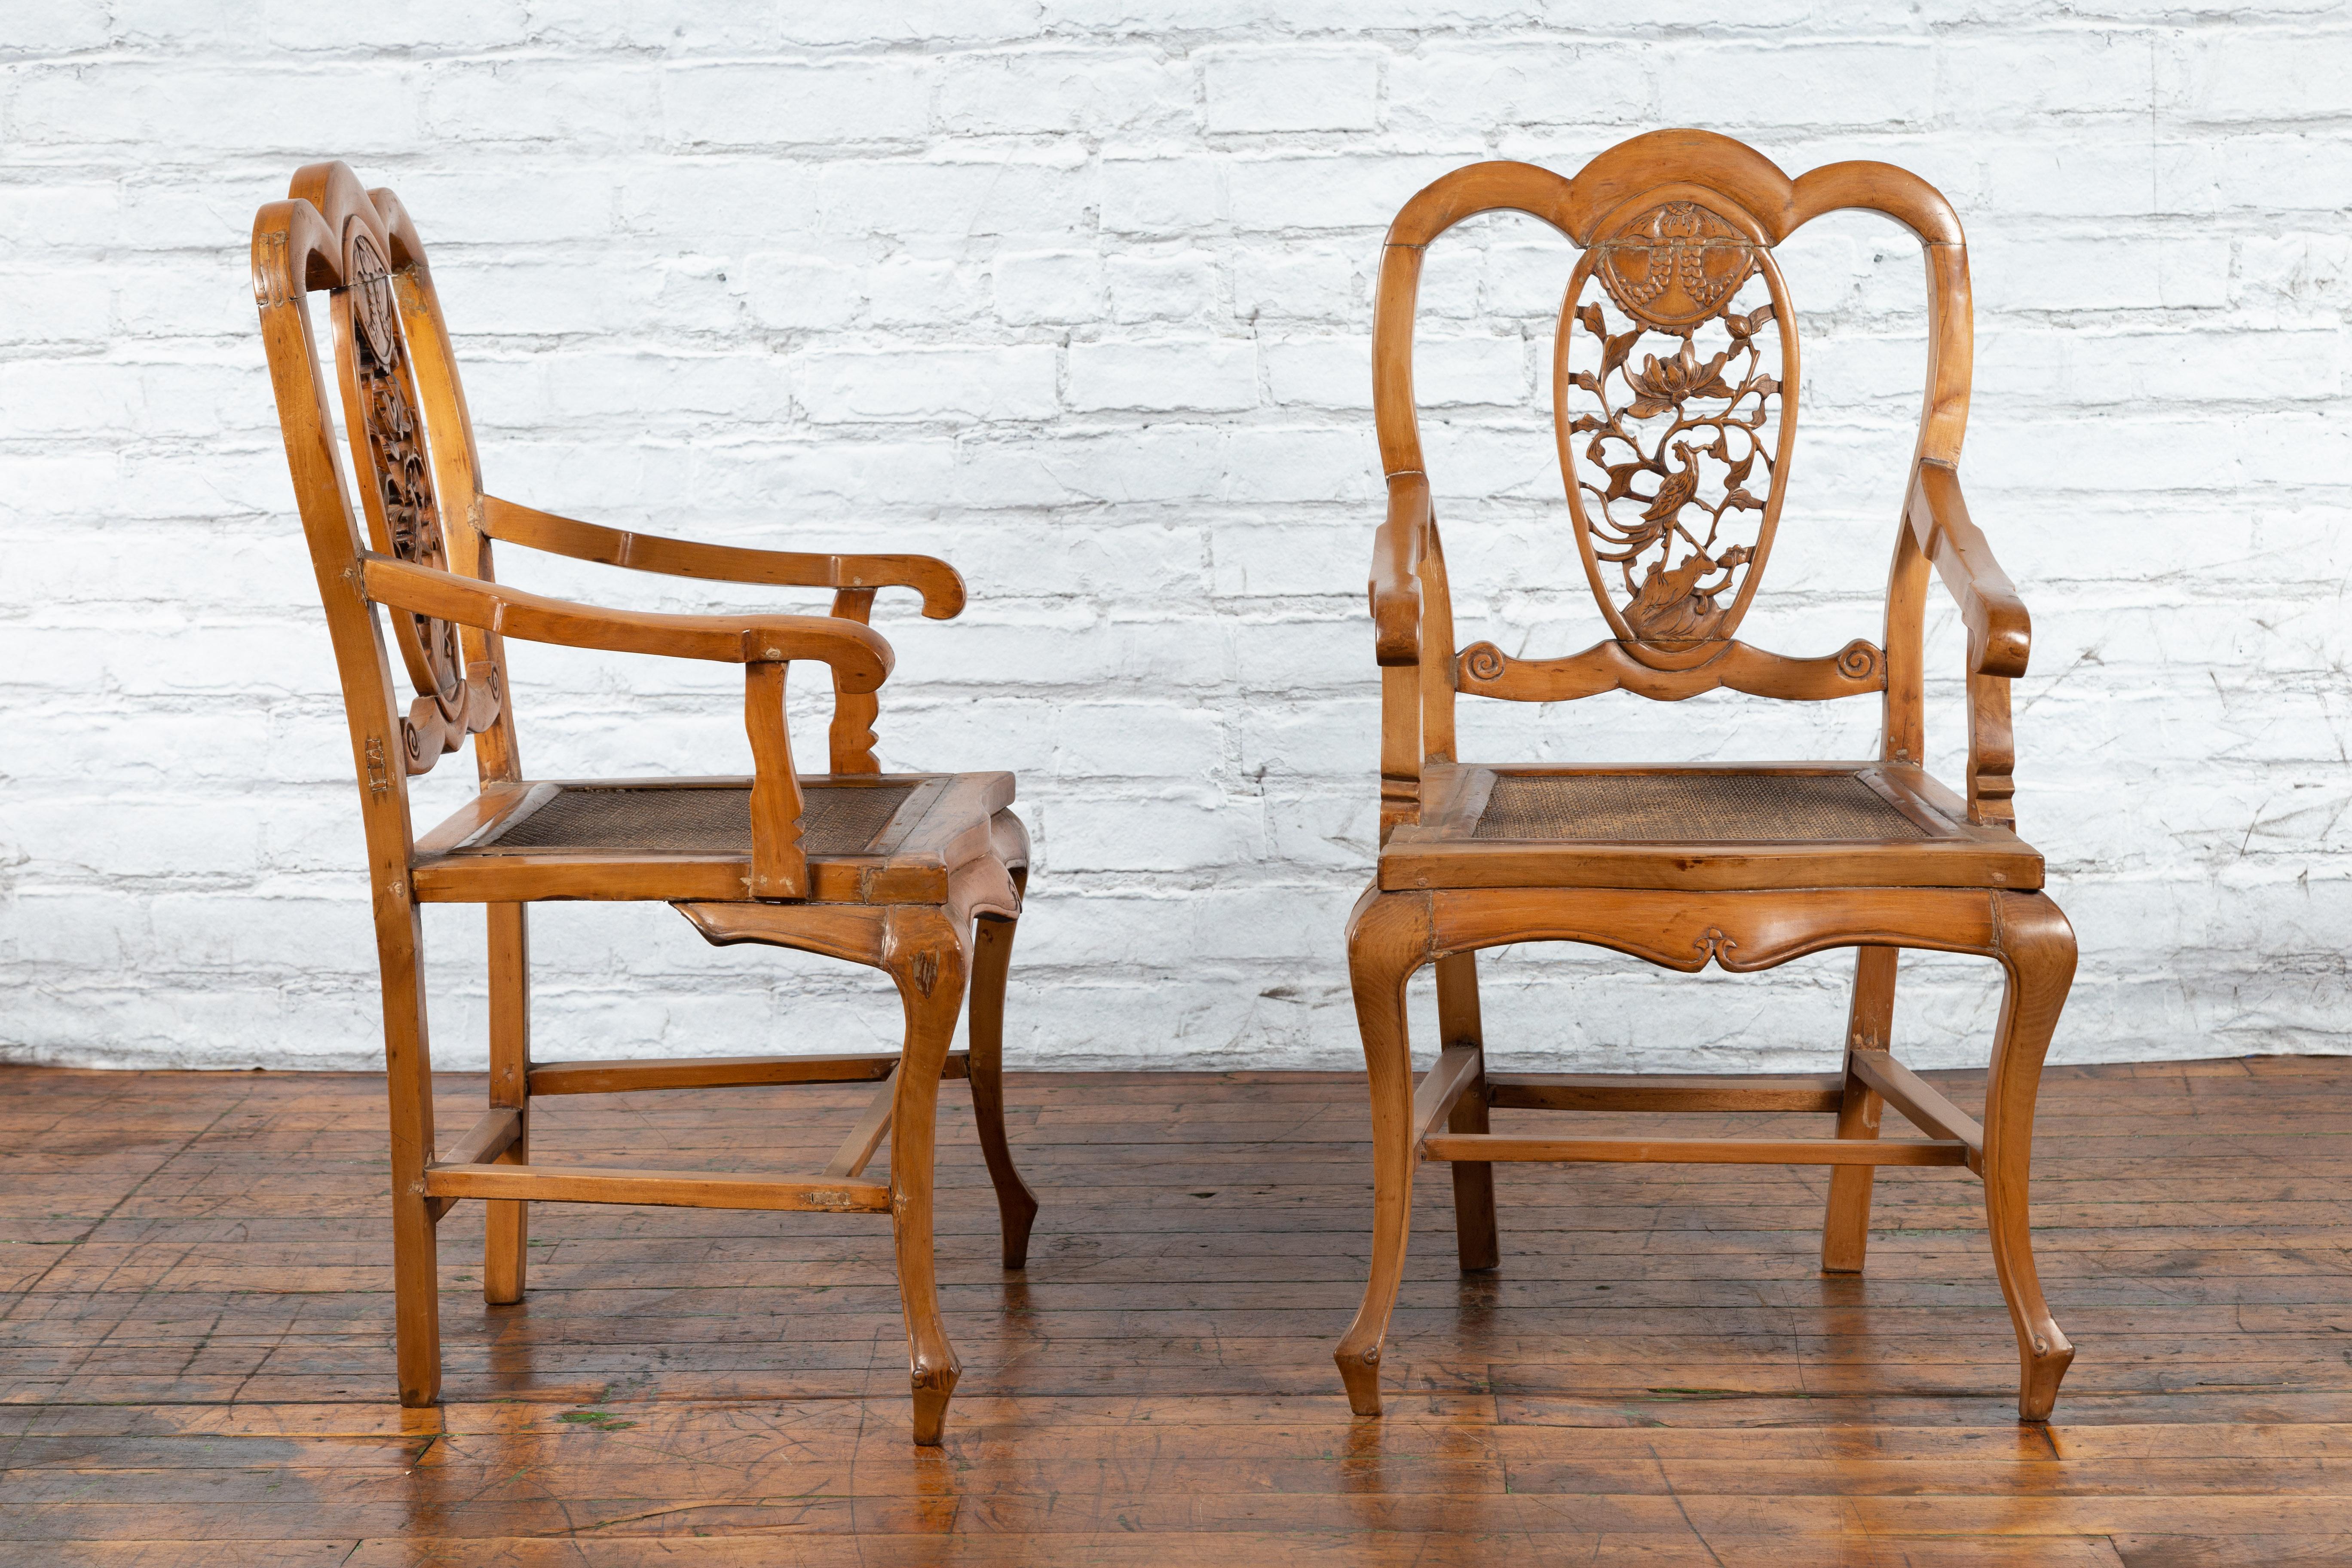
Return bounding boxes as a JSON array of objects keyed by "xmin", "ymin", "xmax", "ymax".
[{"xmin": 1340, "ymin": 131, "xmax": 2077, "ymax": 1430}]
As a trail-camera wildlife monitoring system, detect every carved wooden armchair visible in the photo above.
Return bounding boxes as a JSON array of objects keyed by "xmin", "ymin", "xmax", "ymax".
[
  {"xmin": 250, "ymin": 162, "xmax": 1035, "ymax": 1445},
  {"xmin": 1339, "ymin": 132, "xmax": 2077, "ymax": 1421}
]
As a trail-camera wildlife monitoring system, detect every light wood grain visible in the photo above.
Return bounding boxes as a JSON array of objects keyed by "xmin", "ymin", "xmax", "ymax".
[
  {"xmin": 1421, "ymin": 1134, "xmax": 1973, "ymax": 1166},
  {"xmin": 418, "ymin": 1162, "xmax": 891, "ymax": 1212}
]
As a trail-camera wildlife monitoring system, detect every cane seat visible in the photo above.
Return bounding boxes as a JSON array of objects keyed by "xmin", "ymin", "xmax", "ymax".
[{"xmin": 1378, "ymin": 762, "xmax": 2042, "ymax": 893}]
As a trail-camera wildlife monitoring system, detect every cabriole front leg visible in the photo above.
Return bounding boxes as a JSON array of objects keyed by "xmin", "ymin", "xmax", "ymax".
[
  {"xmin": 1984, "ymin": 891, "xmax": 2077, "ymax": 1420},
  {"xmin": 887, "ymin": 911, "xmax": 970, "ymax": 1446},
  {"xmin": 1335, "ymin": 889, "xmax": 1433, "ymax": 1417}
]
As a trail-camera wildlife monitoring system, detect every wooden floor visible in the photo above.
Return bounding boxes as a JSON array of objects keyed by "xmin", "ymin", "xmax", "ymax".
[{"xmin": 1, "ymin": 1057, "xmax": 2348, "ymax": 1565}]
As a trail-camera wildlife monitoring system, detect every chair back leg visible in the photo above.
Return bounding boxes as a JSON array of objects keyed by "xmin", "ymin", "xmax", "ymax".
[
  {"xmin": 483, "ymin": 902, "xmax": 530, "ymax": 1305},
  {"xmin": 375, "ymin": 897, "xmax": 444, "ymax": 1407},
  {"xmin": 1435, "ymin": 952, "xmax": 1498, "ymax": 1272},
  {"xmin": 967, "ymin": 910, "xmax": 1039, "ymax": 1269},
  {"xmin": 1822, "ymin": 944, "xmax": 1899, "ymax": 1272}
]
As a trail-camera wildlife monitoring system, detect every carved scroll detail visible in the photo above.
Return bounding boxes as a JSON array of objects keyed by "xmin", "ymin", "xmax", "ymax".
[
  {"xmin": 1560, "ymin": 200, "xmax": 1792, "ymax": 660},
  {"xmin": 1454, "ymin": 637, "xmax": 1883, "ymax": 705},
  {"xmin": 1692, "ymin": 926, "xmax": 1739, "ymax": 967}
]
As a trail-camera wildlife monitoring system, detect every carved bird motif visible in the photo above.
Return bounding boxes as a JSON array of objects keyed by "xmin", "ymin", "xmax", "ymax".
[{"xmin": 1639, "ymin": 441, "xmax": 1700, "ymax": 525}]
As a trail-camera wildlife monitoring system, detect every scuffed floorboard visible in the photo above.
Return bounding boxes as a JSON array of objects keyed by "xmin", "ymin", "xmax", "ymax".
[{"xmin": 1, "ymin": 1057, "xmax": 2347, "ymax": 1565}]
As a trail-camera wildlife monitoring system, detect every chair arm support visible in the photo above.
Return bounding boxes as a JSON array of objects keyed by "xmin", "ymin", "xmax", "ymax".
[
  {"xmin": 360, "ymin": 554, "xmax": 893, "ymax": 691},
  {"xmin": 1370, "ymin": 472, "xmax": 1430, "ymax": 667},
  {"xmin": 479, "ymin": 495, "xmax": 966, "ymax": 620},
  {"xmin": 1907, "ymin": 464, "xmax": 2030, "ymax": 679},
  {"xmin": 742, "ymin": 661, "xmax": 808, "ymax": 899}
]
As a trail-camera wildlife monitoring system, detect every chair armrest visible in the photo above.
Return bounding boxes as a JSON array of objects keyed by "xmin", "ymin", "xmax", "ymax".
[
  {"xmin": 479, "ymin": 495, "xmax": 966, "ymax": 620},
  {"xmin": 365, "ymin": 553, "xmax": 885, "ymax": 900},
  {"xmin": 360, "ymin": 554, "xmax": 892, "ymax": 689},
  {"xmin": 1907, "ymin": 464, "xmax": 2030, "ymax": 679},
  {"xmin": 1370, "ymin": 472, "xmax": 1430, "ymax": 667}
]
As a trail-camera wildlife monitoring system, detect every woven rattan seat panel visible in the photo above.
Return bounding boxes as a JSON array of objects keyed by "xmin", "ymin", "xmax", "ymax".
[
  {"xmin": 1472, "ymin": 772, "xmax": 1929, "ymax": 843},
  {"xmin": 478, "ymin": 783, "xmax": 916, "ymax": 856}
]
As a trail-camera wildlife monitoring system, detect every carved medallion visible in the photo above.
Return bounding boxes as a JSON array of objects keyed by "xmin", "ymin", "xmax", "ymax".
[
  {"xmin": 1592, "ymin": 202, "xmax": 1756, "ymax": 329},
  {"xmin": 341, "ymin": 233, "xmax": 466, "ymax": 721},
  {"xmin": 1557, "ymin": 209, "xmax": 1793, "ymax": 661}
]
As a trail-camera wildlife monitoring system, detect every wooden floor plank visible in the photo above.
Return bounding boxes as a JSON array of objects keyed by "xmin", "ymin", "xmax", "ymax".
[{"xmin": 2, "ymin": 1057, "xmax": 2349, "ymax": 1559}]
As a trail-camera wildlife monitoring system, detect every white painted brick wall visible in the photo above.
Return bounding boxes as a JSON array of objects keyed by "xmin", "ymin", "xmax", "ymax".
[{"xmin": 3, "ymin": 4, "xmax": 2349, "ymax": 1080}]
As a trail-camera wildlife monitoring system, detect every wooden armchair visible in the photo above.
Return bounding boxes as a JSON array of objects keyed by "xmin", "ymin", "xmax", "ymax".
[
  {"xmin": 1338, "ymin": 132, "xmax": 2078, "ymax": 1421},
  {"xmin": 250, "ymin": 162, "xmax": 1035, "ymax": 1445}
]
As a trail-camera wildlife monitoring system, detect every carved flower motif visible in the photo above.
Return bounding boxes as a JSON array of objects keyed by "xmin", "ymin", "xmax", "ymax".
[{"xmin": 1624, "ymin": 341, "xmax": 1735, "ymax": 420}]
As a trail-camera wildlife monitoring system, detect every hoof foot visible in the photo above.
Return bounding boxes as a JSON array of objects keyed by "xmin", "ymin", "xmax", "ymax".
[
  {"xmin": 2017, "ymin": 1338, "xmax": 2074, "ymax": 1423},
  {"xmin": 910, "ymin": 1364, "xmax": 960, "ymax": 1446},
  {"xmin": 1335, "ymin": 1345, "xmax": 1383, "ymax": 1418}
]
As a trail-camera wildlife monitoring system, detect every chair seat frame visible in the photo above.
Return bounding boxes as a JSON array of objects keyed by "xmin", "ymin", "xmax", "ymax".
[
  {"xmin": 252, "ymin": 162, "xmax": 1032, "ymax": 1445},
  {"xmin": 1337, "ymin": 132, "xmax": 2077, "ymax": 1423}
]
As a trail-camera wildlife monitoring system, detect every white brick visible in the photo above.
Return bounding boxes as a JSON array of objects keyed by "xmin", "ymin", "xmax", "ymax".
[
  {"xmin": 2164, "ymin": 26, "xmax": 2352, "ymax": 122},
  {"xmin": 1048, "ymin": 794, "xmax": 1263, "ymax": 871},
  {"xmin": 1234, "ymin": 248, "xmax": 1360, "ymax": 322},
  {"xmin": 798, "ymin": 345, "xmax": 1060, "ymax": 423},
  {"xmin": 661, "ymin": 61, "xmax": 933, "ymax": 148},
  {"xmin": 934, "ymin": 49, "xmax": 1194, "ymax": 137},
  {"xmin": 423, "ymin": 60, "xmax": 660, "ymax": 148},
  {"xmin": 10, "ymin": 63, "xmax": 423, "ymax": 153},
  {"xmin": 1108, "ymin": 251, "xmax": 1223, "ymax": 324},
  {"xmin": 867, "ymin": 254, "xmax": 990, "ymax": 327},
  {"xmin": 1387, "ymin": 43, "xmax": 1651, "ymax": 134},
  {"xmin": 1656, "ymin": 42, "xmax": 1937, "ymax": 131},
  {"xmin": 995, "ymin": 250, "xmax": 1107, "ymax": 325},
  {"xmin": 815, "ymin": 153, "xmax": 1094, "ymax": 239},
  {"xmin": 1066, "ymin": 337, "xmax": 1257, "ymax": 413},
  {"xmin": 1203, "ymin": 46, "xmax": 1382, "ymax": 134},
  {"xmin": 1226, "ymin": 154, "xmax": 1466, "ymax": 233},
  {"xmin": 1415, "ymin": 333, "xmax": 1530, "ymax": 407},
  {"xmin": 0, "ymin": 271, "xmax": 112, "ymax": 343},
  {"xmin": 255, "ymin": 0, "xmax": 529, "ymax": 50},
  {"xmin": 2156, "ymin": 133, "xmax": 2352, "ymax": 215},
  {"xmin": 1938, "ymin": 33, "xmax": 2156, "ymax": 123},
  {"xmin": 2236, "ymin": 233, "xmax": 2352, "ymax": 307},
  {"xmin": 1264, "ymin": 335, "xmax": 1372, "ymax": 410},
  {"xmin": 5, "ymin": 0, "xmax": 109, "ymax": 52},
  {"xmin": 1100, "ymin": 154, "xmax": 1225, "ymax": 234},
  {"xmin": 734, "ymin": 252, "xmax": 861, "ymax": 330}
]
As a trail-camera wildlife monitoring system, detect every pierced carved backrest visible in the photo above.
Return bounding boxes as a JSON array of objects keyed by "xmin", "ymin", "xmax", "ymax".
[
  {"xmin": 1372, "ymin": 132, "xmax": 1972, "ymax": 753},
  {"xmin": 264, "ymin": 162, "xmax": 509, "ymax": 796},
  {"xmin": 332, "ymin": 223, "xmax": 470, "ymax": 731},
  {"xmin": 1560, "ymin": 197, "xmax": 1794, "ymax": 667},
  {"xmin": 254, "ymin": 162, "xmax": 514, "ymax": 856}
]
